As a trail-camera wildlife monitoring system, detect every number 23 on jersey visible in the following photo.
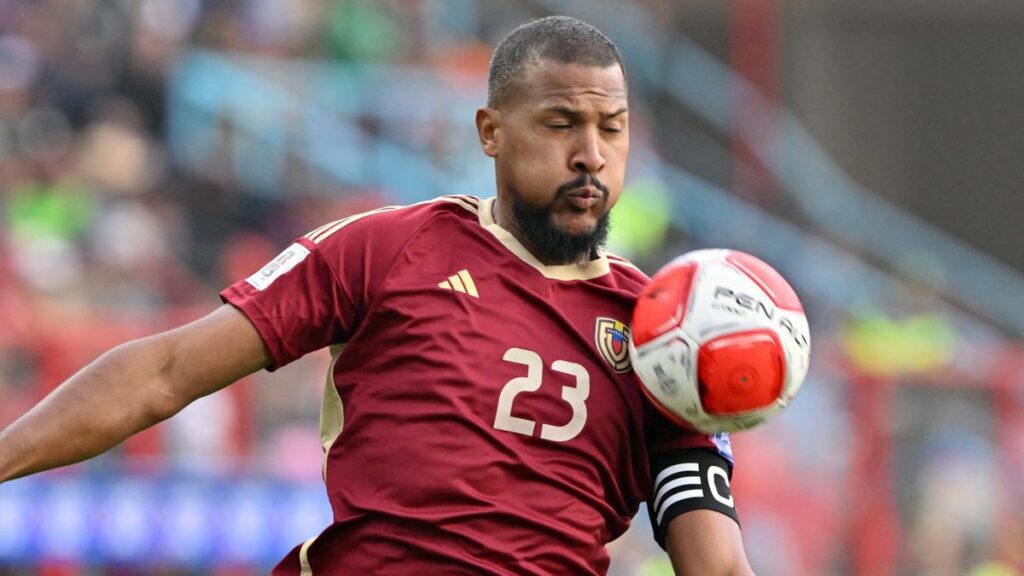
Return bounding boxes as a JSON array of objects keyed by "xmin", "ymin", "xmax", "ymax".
[{"xmin": 493, "ymin": 347, "xmax": 590, "ymax": 442}]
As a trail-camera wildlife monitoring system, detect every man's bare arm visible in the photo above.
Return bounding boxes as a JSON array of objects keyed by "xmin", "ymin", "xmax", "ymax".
[
  {"xmin": 665, "ymin": 509, "xmax": 755, "ymax": 576},
  {"xmin": 0, "ymin": 304, "xmax": 270, "ymax": 483}
]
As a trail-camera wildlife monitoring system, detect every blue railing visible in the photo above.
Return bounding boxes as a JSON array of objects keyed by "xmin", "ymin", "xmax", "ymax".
[
  {"xmin": 0, "ymin": 474, "xmax": 331, "ymax": 568},
  {"xmin": 167, "ymin": 50, "xmax": 492, "ymax": 203}
]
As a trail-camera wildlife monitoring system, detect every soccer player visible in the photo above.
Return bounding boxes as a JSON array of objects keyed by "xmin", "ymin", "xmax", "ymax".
[{"xmin": 0, "ymin": 16, "xmax": 753, "ymax": 576}]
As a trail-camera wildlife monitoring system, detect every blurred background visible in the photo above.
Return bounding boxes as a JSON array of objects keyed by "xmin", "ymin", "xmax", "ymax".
[{"xmin": 1, "ymin": 0, "xmax": 1023, "ymax": 574}]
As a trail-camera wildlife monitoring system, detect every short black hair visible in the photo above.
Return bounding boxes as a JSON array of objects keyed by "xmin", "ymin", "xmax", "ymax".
[{"xmin": 487, "ymin": 16, "xmax": 626, "ymax": 107}]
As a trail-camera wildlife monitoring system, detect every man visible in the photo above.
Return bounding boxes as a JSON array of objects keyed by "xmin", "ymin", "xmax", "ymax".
[{"xmin": 0, "ymin": 16, "xmax": 753, "ymax": 576}]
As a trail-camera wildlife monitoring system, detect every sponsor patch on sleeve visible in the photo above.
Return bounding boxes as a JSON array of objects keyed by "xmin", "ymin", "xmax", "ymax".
[
  {"xmin": 246, "ymin": 243, "xmax": 311, "ymax": 291},
  {"xmin": 711, "ymin": 432, "xmax": 734, "ymax": 465}
]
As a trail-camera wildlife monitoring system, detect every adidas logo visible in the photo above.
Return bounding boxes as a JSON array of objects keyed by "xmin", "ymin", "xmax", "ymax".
[{"xmin": 439, "ymin": 269, "xmax": 479, "ymax": 298}]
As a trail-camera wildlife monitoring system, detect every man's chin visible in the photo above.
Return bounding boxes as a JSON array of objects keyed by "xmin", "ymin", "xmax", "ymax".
[
  {"xmin": 553, "ymin": 210, "xmax": 604, "ymax": 237},
  {"xmin": 511, "ymin": 196, "xmax": 610, "ymax": 264}
]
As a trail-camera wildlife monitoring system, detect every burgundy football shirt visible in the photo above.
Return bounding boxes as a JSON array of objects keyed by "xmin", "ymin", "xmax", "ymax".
[{"xmin": 221, "ymin": 196, "xmax": 727, "ymax": 575}]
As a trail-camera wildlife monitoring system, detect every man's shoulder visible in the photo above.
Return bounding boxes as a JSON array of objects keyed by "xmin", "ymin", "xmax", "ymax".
[
  {"xmin": 604, "ymin": 252, "xmax": 651, "ymax": 293},
  {"xmin": 305, "ymin": 195, "xmax": 482, "ymax": 247},
  {"xmin": 398, "ymin": 195, "xmax": 483, "ymax": 223}
]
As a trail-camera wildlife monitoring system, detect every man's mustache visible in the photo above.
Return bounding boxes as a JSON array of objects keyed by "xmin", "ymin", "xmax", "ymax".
[{"xmin": 555, "ymin": 173, "xmax": 610, "ymax": 199}]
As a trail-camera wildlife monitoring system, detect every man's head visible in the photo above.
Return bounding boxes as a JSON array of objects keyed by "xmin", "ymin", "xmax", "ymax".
[{"xmin": 476, "ymin": 16, "xmax": 629, "ymax": 265}]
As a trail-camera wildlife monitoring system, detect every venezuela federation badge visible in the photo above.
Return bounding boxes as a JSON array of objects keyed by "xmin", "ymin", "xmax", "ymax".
[{"xmin": 595, "ymin": 317, "xmax": 632, "ymax": 373}]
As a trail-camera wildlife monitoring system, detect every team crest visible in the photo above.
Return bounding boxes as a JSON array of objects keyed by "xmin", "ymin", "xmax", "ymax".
[{"xmin": 595, "ymin": 317, "xmax": 632, "ymax": 373}]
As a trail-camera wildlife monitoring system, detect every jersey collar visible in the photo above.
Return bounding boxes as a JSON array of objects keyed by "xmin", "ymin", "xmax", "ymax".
[{"xmin": 477, "ymin": 197, "xmax": 611, "ymax": 281}]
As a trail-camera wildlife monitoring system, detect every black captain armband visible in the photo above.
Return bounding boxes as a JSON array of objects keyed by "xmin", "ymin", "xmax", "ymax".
[{"xmin": 647, "ymin": 448, "xmax": 740, "ymax": 549}]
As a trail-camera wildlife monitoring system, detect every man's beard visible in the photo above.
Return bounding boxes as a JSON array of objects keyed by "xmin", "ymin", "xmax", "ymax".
[{"xmin": 510, "ymin": 175, "xmax": 611, "ymax": 265}]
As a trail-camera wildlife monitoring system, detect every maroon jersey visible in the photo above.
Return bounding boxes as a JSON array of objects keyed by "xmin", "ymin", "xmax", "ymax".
[{"xmin": 221, "ymin": 196, "xmax": 726, "ymax": 575}]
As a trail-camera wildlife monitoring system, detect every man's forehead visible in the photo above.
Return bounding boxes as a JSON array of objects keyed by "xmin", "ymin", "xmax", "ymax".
[{"xmin": 518, "ymin": 59, "xmax": 627, "ymax": 108}]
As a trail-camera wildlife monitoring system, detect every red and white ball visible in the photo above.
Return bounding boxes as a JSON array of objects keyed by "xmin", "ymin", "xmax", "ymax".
[{"xmin": 629, "ymin": 249, "xmax": 811, "ymax": 433}]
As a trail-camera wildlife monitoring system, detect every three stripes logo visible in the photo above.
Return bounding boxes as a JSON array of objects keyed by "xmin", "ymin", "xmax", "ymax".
[
  {"xmin": 439, "ymin": 269, "xmax": 479, "ymax": 298},
  {"xmin": 651, "ymin": 462, "xmax": 734, "ymax": 528}
]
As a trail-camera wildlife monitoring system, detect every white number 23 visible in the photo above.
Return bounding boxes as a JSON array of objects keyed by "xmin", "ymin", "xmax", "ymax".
[{"xmin": 493, "ymin": 347, "xmax": 590, "ymax": 442}]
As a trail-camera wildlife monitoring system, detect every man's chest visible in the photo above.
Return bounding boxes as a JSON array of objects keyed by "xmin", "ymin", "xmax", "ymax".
[{"xmin": 347, "ymin": 234, "xmax": 645, "ymax": 456}]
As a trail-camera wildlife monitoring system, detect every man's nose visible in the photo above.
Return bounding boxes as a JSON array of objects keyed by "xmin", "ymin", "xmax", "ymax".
[{"xmin": 570, "ymin": 127, "xmax": 606, "ymax": 174}]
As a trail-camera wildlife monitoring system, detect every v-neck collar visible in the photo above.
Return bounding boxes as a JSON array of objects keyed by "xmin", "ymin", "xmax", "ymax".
[{"xmin": 477, "ymin": 197, "xmax": 611, "ymax": 282}]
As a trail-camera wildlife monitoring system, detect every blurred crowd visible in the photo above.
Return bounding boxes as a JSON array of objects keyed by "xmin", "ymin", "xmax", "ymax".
[
  {"xmin": 1, "ymin": 1, "xmax": 1023, "ymax": 575},
  {"xmin": 0, "ymin": 0, "xmax": 462, "ymax": 472}
]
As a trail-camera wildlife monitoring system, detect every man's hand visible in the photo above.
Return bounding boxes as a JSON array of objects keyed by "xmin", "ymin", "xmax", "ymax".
[{"xmin": 0, "ymin": 304, "xmax": 269, "ymax": 483}]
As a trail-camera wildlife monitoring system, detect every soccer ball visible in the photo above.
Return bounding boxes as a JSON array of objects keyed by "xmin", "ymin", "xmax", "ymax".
[{"xmin": 629, "ymin": 249, "xmax": 811, "ymax": 433}]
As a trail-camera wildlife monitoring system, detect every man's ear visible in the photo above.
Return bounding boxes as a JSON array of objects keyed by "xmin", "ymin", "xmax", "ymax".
[{"xmin": 476, "ymin": 107, "xmax": 501, "ymax": 158}]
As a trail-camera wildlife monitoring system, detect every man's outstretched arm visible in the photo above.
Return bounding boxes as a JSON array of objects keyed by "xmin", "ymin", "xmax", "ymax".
[
  {"xmin": 665, "ymin": 509, "xmax": 755, "ymax": 576},
  {"xmin": 0, "ymin": 304, "xmax": 269, "ymax": 483}
]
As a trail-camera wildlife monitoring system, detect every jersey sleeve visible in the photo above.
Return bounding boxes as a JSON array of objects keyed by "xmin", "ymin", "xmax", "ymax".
[
  {"xmin": 219, "ymin": 207, "xmax": 411, "ymax": 370},
  {"xmin": 645, "ymin": 409, "xmax": 735, "ymax": 466},
  {"xmin": 644, "ymin": 409, "xmax": 739, "ymax": 548}
]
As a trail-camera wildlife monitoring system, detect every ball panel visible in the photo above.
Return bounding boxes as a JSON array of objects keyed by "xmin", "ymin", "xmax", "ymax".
[
  {"xmin": 682, "ymin": 258, "xmax": 776, "ymax": 342},
  {"xmin": 630, "ymin": 329, "xmax": 699, "ymax": 408},
  {"xmin": 697, "ymin": 329, "xmax": 785, "ymax": 415},
  {"xmin": 632, "ymin": 260, "xmax": 697, "ymax": 346},
  {"xmin": 776, "ymin": 308, "xmax": 812, "ymax": 398},
  {"xmin": 725, "ymin": 251, "xmax": 803, "ymax": 312},
  {"xmin": 634, "ymin": 362, "xmax": 702, "ymax": 431}
]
